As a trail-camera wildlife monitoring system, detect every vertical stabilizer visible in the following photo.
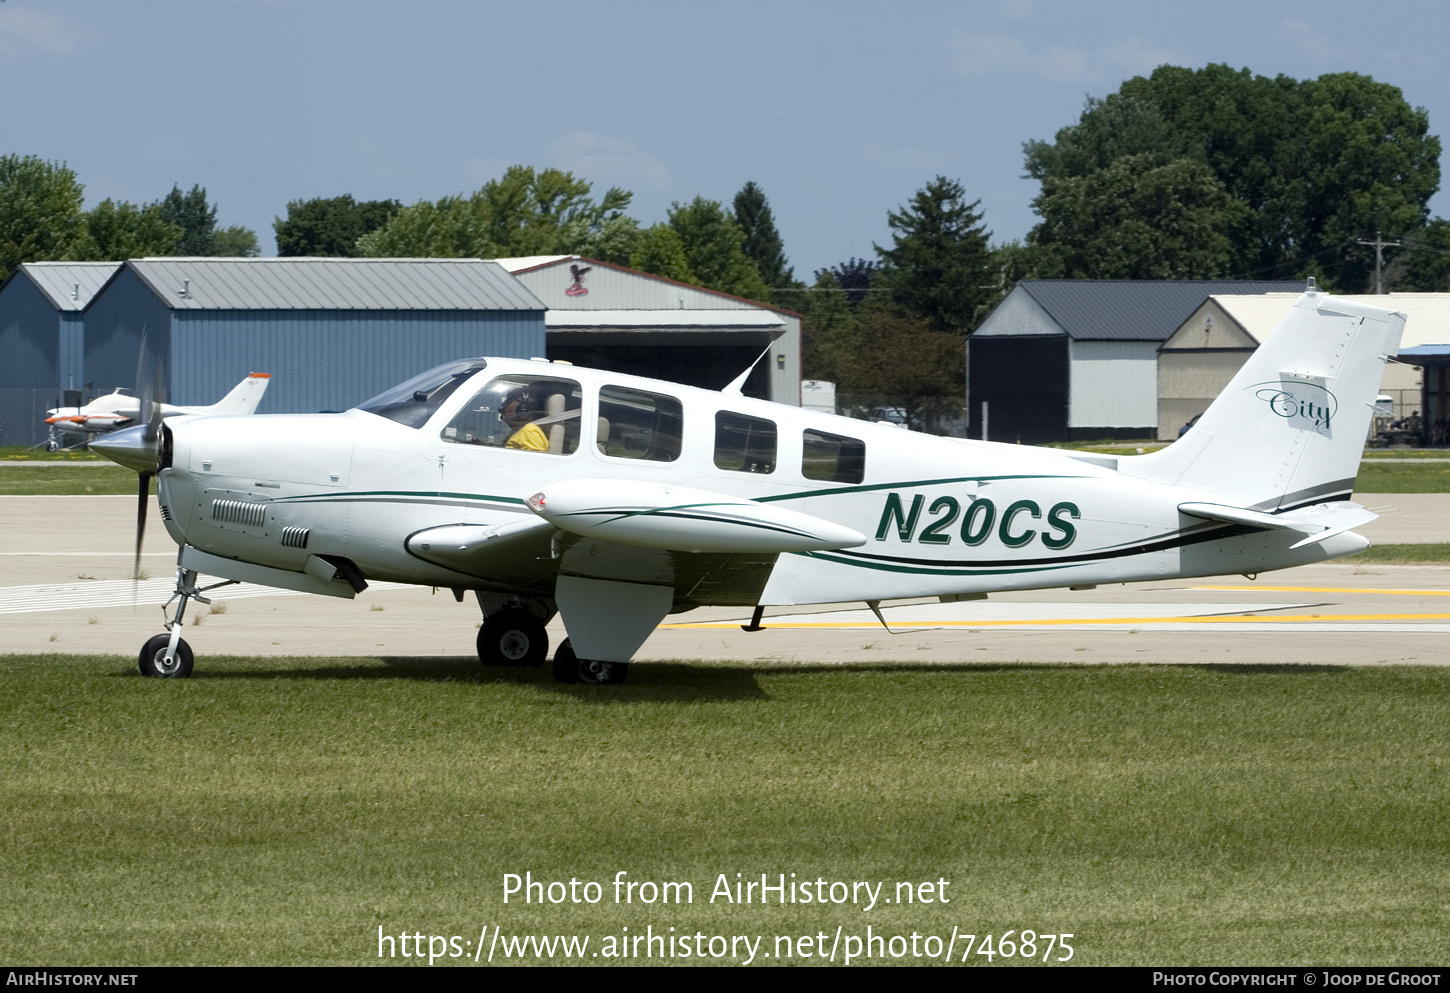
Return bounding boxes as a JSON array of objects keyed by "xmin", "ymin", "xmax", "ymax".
[
  {"xmin": 200, "ymin": 373, "xmax": 271, "ymax": 416},
  {"xmin": 1123, "ymin": 289, "xmax": 1403, "ymax": 511}
]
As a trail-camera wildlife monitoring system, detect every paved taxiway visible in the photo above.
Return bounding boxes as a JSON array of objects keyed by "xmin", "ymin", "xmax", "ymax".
[{"xmin": 1, "ymin": 494, "xmax": 1446, "ymax": 667}]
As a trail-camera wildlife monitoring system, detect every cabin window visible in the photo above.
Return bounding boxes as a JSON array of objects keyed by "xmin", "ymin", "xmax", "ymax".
[
  {"xmin": 358, "ymin": 358, "xmax": 487, "ymax": 428},
  {"xmin": 598, "ymin": 385, "xmax": 683, "ymax": 461},
  {"xmin": 802, "ymin": 429, "xmax": 866, "ymax": 484},
  {"xmin": 714, "ymin": 411, "xmax": 776, "ymax": 473},
  {"xmin": 440, "ymin": 375, "xmax": 582, "ymax": 455}
]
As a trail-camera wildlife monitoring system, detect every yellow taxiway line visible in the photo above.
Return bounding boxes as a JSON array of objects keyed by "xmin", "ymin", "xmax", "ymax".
[
  {"xmin": 1194, "ymin": 585, "xmax": 1450, "ymax": 597},
  {"xmin": 664, "ymin": 613, "xmax": 1450, "ymax": 629}
]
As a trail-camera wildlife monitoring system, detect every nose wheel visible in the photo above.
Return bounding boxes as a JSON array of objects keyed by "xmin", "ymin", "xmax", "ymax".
[{"xmin": 138, "ymin": 634, "xmax": 194, "ymax": 678}]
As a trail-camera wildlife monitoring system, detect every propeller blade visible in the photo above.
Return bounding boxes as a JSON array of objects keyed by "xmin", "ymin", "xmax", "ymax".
[{"xmin": 134, "ymin": 472, "xmax": 151, "ymax": 581}]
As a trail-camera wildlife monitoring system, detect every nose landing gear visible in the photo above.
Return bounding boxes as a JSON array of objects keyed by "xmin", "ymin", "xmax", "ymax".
[{"xmin": 136, "ymin": 565, "xmax": 237, "ymax": 678}]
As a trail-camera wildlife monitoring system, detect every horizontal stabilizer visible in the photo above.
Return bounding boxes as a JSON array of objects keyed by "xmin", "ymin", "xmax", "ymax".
[
  {"xmin": 526, "ymin": 479, "xmax": 866, "ymax": 554},
  {"xmin": 1179, "ymin": 500, "xmax": 1377, "ymax": 549}
]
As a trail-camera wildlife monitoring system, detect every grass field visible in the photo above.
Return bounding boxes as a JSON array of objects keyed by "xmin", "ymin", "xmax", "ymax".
[
  {"xmin": 1350, "ymin": 543, "xmax": 1450, "ymax": 564},
  {"xmin": 2, "ymin": 654, "xmax": 1448, "ymax": 966},
  {"xmin": 0, "ymin": 465, "xmax": 150, "ymax": 496}
]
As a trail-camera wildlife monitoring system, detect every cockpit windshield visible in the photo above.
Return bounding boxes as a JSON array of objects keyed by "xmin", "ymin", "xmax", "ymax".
[{"xmin": 356, "ymin": 359, "xmax": 488, "ymax": 428}]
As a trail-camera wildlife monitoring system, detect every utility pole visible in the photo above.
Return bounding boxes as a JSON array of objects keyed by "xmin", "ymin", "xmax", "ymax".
[{"xmin": 1357, "ymin": 230, "xmax": 1403, "ymax": 294}]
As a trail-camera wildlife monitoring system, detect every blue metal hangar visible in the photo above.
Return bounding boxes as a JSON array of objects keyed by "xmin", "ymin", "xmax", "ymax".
[
  {"xmin": 83, "ymin": 257, "xmax": 547, "ymax": 415},
  {"xmin": 0, "ymin": 261, "xmax": 121, "ymax": 392}
]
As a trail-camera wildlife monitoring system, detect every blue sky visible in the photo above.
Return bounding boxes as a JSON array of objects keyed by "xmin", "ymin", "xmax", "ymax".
[{"xmin": 4, "ymin": 0, "xmax": 1447, "ymax": 277}]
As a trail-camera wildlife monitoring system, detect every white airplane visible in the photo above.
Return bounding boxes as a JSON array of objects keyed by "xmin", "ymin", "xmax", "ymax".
[
  {"xmin": 44, "ymin": 373, "xmax": 271, "ymax": 446},
  {"xmin": 92, "ymin": 286, "xmax": 1402, "ymax": 685}
]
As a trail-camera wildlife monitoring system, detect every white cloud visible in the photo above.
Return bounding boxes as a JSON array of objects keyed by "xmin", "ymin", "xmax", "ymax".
[
  {"xmin": 949, "ymin": 29, "xmax": 1174, "ymax": 85},
  {"xmin": 1103, "ymin": 36, "xmax": 1175, "ymax": 74},
  {"xmin": 549, "ymin": 132, "xmax": 669, "ymax": 190},
  {"xmin": 1281, "ymin": 20, "xmax": 1335, "ymax": 59},
  {"xmin": 949, "ymin": 32, "xmax": 1030, "ymax": 77},
  {"xmin": 857, "ymin": 143, "xmax": 950, "ymax": 173},
  {"xmin": 0, "ymin": 7, "xmax": 79, "ymax": 58}
]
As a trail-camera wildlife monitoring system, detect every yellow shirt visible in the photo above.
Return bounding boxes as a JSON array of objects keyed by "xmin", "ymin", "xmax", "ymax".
[{"xmin": 505, "ymin": 422, "xmax": 548, "ymax": 452}]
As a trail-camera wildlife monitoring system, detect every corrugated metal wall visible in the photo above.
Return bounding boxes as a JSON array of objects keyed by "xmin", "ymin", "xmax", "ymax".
[
  {"xmin": 83, "ymin": 267, "xmax": 172, "ymax": 395},
  {"xmin": 58, "ymin": 314, "xmax": 83, "ymax": 392},
  {"xmin": 170, "ymin": 310, "xmax": 545, "ymax": 413},
  {"xmin": 1068, "ymin": 339, "xmax": 1158, "ymax": 430},
  {"xmin": 0, "ymin": 276, "xmax": 60, "ymax": 388}
]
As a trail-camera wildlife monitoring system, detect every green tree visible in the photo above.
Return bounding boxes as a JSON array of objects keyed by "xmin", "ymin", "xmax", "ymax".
[
  {"xmin": 1392, "ymin": 218, "xmax": 1450, "ymax": 291},
  {"xmin": 1024, "ymin": 66, "xmax": 1442, "ymax": 290},
  {"xmin": 874, "ymin": 176, "xmax": 994, "ymax": 332},
  {"xmin": 275, "ymin": 195, "xmax": 402, "ymax": 256},
  {"xmin": 1028, "ymin": 154, "xmax": 1244, "ymax": 279},
  {"xmin": 357, "ymin": 166, "xmax": 638, "ymax": 261},
  {"xmin": 156, "ymin": 184, "xmax": 217, "ymax": 255},
  {"xmin": 800, "ymin": 270, "xmax": 858, "ymax": 382},
  {"xmin": 628, "ymin": 223, "xmax": 696, "ymax": 284},
  {"xmin": 667, "ymin": 196, "xmax": 770, "ymax": 301},
  {"xmin": 212, "ymin": 225, "xmax": 260, "ymax": 257},
  {"xmin": 732, "ymin": 181, "xmax": 794, "ymax": 291},
  {"xmin": 815, "ymin": 257, "xmax": 881, "ymax": 310},
  {"xmin": 80, "ymin": 199, "xmax": 182, "ymax": 260},
  {"xmin": 155, "ymin": 183, "xmax": 260, "ymax": 257},
  {"xmin": 838, "ymin": 312, "xmax": 964, "ymax": 429},
  {"xmin": 0, "ymin": 155, "xmax": 89, "ymax": 280},
  {"xmin": 355, "ymin": 195, "xmax": 483, "ymax": 257}
]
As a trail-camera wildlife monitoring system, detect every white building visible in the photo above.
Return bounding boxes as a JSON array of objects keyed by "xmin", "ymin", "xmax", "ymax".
[{"xmin": 1160, "ymin": 293, "xmax": 1450, "ymax": 439}]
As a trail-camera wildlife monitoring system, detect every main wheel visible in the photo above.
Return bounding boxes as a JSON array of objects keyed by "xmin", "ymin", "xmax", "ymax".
[
  {"xmin": 577, "ymin": 657, "xmax": 628, "ymax": 685},
  {"xmin": 138, "ymin": 634, "xmax": 194, "ymax": 678},
  {"xmin": 551, "ymin": 638, "xmax": 580, "ymax": 684},
  {"xmin": 478, "ymin": 608, "xmax": 548, "ymax": 667}
]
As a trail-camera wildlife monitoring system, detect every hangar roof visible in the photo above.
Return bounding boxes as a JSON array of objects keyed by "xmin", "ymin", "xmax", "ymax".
[
  {"xmin": 1212, "ymin": 292, "xmax": 1450, "ymax": 348},
  {"xmin": 982, "ymin": 280, "xmax": 1307, "ymax": 341},
  {"xmin": 545, "ymin": 309, "xmax": 784, "ymax": 329},
  {"xmin": 122, "ymin": 257, "xmax": 544, "ymax": 312},
  {"xmin": 15, "ymin": 261, "xmax": 122, "ymax": 311}
]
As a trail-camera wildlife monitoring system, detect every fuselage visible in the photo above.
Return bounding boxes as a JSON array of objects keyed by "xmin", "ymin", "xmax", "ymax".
[{"xmin": 155, "ymin": 357, "xmax": 1363, "ymax": 608}]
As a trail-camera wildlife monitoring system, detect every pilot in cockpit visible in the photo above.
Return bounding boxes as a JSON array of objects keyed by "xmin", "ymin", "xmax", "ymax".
[{"xmin": 501, "ymin": 386, "xmax": 550, "ymax": 452}]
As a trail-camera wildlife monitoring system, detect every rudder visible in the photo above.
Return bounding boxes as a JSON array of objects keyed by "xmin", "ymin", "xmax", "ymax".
[{"xmin": 1124, "ymin": 288, "xmax": 1404, "ymax": 511}]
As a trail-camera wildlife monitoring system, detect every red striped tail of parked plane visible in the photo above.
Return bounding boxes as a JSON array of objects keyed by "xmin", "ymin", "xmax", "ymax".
[{"xmin": 44, "ymin": 373, "xmax": 271, "ymax": 446}]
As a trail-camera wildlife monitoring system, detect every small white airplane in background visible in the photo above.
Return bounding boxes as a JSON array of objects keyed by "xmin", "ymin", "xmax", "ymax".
[
  {"xmin": 91, "ymin": 285, "xmax": 1403, "ymax": 685},
  {"xmin": 44, "ymin": 373, "xmax": 271, "ymax": 447}
]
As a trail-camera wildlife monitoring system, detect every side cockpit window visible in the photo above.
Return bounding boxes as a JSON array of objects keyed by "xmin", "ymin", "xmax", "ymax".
[
  {"xmin": 441, "ymin": 375, "xmax": 583, "ymax": 455},
  {"xmin": 715, "ymin": 411, "xmax": 776, "ymax": 473},
  {"xmin": 598, "ymin": 385, "xmax": 683, "ymax": 461},
  {"xmin": 802, "ymin": 429, "xmax": 865, "ymax": 484}
]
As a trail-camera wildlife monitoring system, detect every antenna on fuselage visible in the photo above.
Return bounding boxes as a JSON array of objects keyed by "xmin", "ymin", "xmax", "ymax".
[{"xmin": 721, "ymin": 341, "xmax": 775, "ymax": 396}]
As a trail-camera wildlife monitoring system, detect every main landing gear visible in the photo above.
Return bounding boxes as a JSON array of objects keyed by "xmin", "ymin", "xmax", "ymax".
[
  {"xmin": 472, "ymin": 593, "xmax": 626, "ymax": 683},
  {"xmin": 477, "ymin": 607, "xmax": 549, "ymax": 668},
  {"xmin": 551, "ymin": 638, "xmax": 628, "ymax": 685},
  {"xmin": 137, "ymin": 567, "xmax": 236, "ymax": 678}
]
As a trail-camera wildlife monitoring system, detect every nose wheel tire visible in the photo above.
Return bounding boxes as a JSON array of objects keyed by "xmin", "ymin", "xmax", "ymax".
[
  {"xmin": 551, "ymin": 638, "xmax": 627, "ymax": 685},
  {"xmin": 477, "ymin": 608, "xmax": 548, "ymax": 667},
  {"xmin": 138, "ymin": 634, "xmax": 194, "ymax": 678}
]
